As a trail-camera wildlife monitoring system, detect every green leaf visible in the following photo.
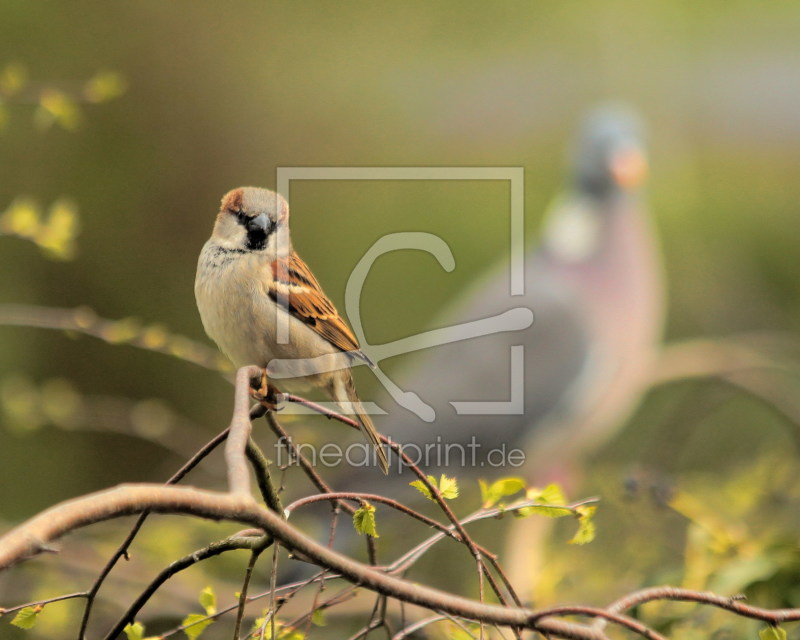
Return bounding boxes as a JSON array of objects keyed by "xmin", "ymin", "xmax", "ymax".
[
  {"xmin": 11, "ymin": 606, "xmax": 41, "ymax": 629},
  {"xmin": 516, "ymin": 483, "xmax": 571, "ymax": 518},
  {"xmin": 569, "ymin": 505, "xmax": 597, "ymax": 545},
  {"xmin": 123, "ymin": 622, "xmax": 145, "ymax": 640},
  {"xmin": 409, "ymin": 477, "xmax": 435, "ymax": 501},
  {"xmin": 0, "ymin": 62, "xmax": 27, "ymax": 95},
  {"xmin": 83, "ymin": 70, "xmax": 127, "ymax": 103},
  {"xmin": 480, "ymin": 477, "xmax": 525, "ymax": 508},
  {"xmin": 182, "ymin": 613, "xmax": 214, "ymax": 639},
  {"xmin": 533, "ymin": 483, "xmax": 567, "ymax": 505},
  {"xmin": 410, "ymin": 475, "xmax": 458, "ymax": 501},
  {"xmin": 353, "ymin": 503, "xmax": 379, "ymax": 538},
  {"xmin": 311, "ymin": 608, "xmax": 327, "ymax": 627},
  {"xmin": 438, "ymin": 474, "xmax": 459, "ymax": 500},
  {"xmin": 760, "ymin": 626, "xmax": 787, "ymax": 640},
  {"xmin": 198, "ymin": 585, "xmax": 216, "ymax": 615}
]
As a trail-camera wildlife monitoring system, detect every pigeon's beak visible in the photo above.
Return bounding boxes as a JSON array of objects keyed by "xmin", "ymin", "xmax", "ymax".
[{"xmin": 611, "ymin": 146, "xmax": 648, "ymax": 190}]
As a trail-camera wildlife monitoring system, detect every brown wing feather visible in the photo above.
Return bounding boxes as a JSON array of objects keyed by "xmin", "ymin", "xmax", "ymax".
[{"xmin": 269, "ymin": 254, "xmax": 371, "ymax": 363}]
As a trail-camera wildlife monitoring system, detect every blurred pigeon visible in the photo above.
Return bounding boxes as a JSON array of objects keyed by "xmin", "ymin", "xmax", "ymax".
[{"xmin": 364, "ymin": 105, "xmax": 664, "ymax": 487}]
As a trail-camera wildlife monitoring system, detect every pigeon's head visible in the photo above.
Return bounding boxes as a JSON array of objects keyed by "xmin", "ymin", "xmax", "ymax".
[{"xmin": 572, "ymin": 106, "xmax": 648, "ymax": 198}]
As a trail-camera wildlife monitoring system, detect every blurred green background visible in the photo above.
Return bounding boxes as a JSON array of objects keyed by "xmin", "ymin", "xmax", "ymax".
[{"xmin": 2, "ymin": 1, "xmax": 800, "ymax": 637}]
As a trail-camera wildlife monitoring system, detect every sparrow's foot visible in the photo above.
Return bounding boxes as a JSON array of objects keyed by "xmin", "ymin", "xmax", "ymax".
[{"xmin": 249, "ymin": 369, "xmax": 282, "ymax": 411}]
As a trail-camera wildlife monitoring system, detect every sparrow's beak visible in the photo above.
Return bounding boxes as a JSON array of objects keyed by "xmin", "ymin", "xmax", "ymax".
[{"xmin": 247, "ymin": 213, "xmax": 274, "ymax": 236}]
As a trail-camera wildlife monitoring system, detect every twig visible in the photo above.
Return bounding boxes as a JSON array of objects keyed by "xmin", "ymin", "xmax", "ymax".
[
  {"xmin": 103, "ymin": 533, "xmax": 271, "ymax": 640},
  {"xmin": 283, "ymin": 394, "xmax": 510, "ymax": 611},
  {"xmin": 287, "ymin": 492, "xmax": 454, "ymax": 535},
  {"xmin": 77, "ymin": 426, "xmax": 232, "ymax": 639},
  {"xmin": 604, "ymin": 586, "xmax": 800, "ymax": 625},
  {"xmin": 246, "ymin": 438, "xmax": 284, "ymax": 515},
  {"xmin": 0, "ymin": 591, "xmax": 87, "ymax": 616},
  {"xmin": 0, "ymin": 303, "xmax": 221, "ymax": 371},
  {"xmin": 529, "ymin": 606, "xmax": 668, "ymax": 640},
  {"xmin": 391, "ymin": 614, "xmax": 448, "ymax": 640},
  {"xmin": 265, "ymin": 411, "xmax": 379, "ymax": 565},
  {"xmin": 233, "ymin": 547, "xmax": 265, "ymax": 640}
]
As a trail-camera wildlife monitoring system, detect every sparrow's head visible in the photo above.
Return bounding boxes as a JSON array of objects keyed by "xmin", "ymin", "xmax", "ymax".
[
  {"xmin": 572, "ymin": 105, "xmax": 648, "ymax": 199},
  {"xmin": 211, "ymin": 187, "xmax": 290, "ymax": 255}
]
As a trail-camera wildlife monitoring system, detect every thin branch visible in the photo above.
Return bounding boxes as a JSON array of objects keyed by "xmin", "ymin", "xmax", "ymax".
[
  {"xmin": 0, "ymin": 591, "xmax": 87, "ymax": 616},
  {"xmin": 391, "ymin": 615, "xmax": 449, "ymax": 640},
  {"xmin": 604, "ymin": 586, "xmax": 800, "ymax": 625},
  {"xmin": 0, "ymin": 303, "xmax": 221, "ymax": 371},
  {"xmin": 246, "ymin": 438, "xmax": 284, "ymax": 515},
  {"xmin": 286, "ymin": 492, "xmax": 455, "ymax": 536},
  {"xmin": 284, "ymin": 394, "xmax": 509, "ymax": 610},
  {"xmin": 78, "ymin": 426, "xmax": 232, "ymax": 639},
  {"xmin": 264, "ymin": 410, "xmax": 378, "ymax": 564},
  {"xmin": 233, "ymin": 547, "xmax": 265, "ymax": 640},
  {"xmin": 387, "ymin": 497, "xmax": 597, "ymax": 575},
  {"xmin": 103, "ymin": 533, "xmax": 271, "ymax": 640},
  {"xmin": 529, "ymin": 606, "xmax": 667, "ymax": 640},
  {"xmin": 264, "ymin": 412, "xmax": 356, "ymax": 517}
]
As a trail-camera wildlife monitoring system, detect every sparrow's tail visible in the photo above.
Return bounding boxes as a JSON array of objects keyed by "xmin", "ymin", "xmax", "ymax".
[{"xmin": 334, "ymin": 375, "xmax": 389, "ymax": 474}]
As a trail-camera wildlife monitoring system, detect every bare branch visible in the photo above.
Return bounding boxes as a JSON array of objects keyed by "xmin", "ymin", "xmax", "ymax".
[
  {"xmin": 103, "ymin": 533, "xmax": 271, "ymax": 640},
  {"xmin": 604, "ymin": 586, "xmax": 800, "ymax": 625},
  {"xmin": 0, "ymin": 303, "xmax": 221, "ymax": 371}
]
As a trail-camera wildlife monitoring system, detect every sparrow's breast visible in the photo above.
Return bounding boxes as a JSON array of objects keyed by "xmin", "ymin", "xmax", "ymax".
[
  {"xmin": 195, "ymin": 244, "xmax": 275, "ymax": 368},
  {"xmin": 195, "ymin": 244, "xmax": 348, "ymax": 384}
]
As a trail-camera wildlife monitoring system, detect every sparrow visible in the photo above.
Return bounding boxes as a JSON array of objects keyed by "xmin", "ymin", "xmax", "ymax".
[{"xmin": 195, "ymin": 187, "xmax": 390, "ymax": 474}]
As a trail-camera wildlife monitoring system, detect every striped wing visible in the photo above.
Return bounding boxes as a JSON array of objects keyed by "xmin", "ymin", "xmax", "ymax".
[{"xmin": 268, "ymin": 253, "xmax": 372, "ymax": 364}]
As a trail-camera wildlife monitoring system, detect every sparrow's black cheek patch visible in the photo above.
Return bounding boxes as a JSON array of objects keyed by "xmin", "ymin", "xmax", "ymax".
[{"xmin": 245, "ymin": 228, "xmax": 267, "ymax": 251}]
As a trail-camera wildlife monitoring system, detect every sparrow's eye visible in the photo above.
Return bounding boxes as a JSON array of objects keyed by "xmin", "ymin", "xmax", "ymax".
[{"xmin": 229, "ymin": 209, "xmax": 248, "ymax": 224}]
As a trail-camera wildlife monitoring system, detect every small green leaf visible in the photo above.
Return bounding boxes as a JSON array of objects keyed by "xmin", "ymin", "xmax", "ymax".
[
  {"xmin": 182, "ymin": 613, "xmax": 214, "ymax": 639},
  {"xmin": 760, "ymin": 626, "xmax": 787, "ymax": 640},
  {"xmin": 123, "ymin": 621, "xmax": 145, "ymax": 640},
  {"xmin": 410, "ymin": 475, "xmax": 458, "ymax": 501},
  {"xmin": 353, "ymin": 503, "xmax": 379, "ymax": 537},
  {"xmin": 532, "ymin": 483, "xmax": 567, "ymax": 505},
  {"xmin": 199, "ymin": 585, "xmax": 216, "ymax": 615},
  {"xmin": 311, "ymin": 608, "xmax": 327, "ymax": 627},
  {"xmin": 409, "ymin": 477, "xmax": 435, "ymax": 501},
  {"xmin": 569, "ymin": 505, "xmax": 597, "ymax": 545},
  {"xmin": 11, "ymin": 606, "xmax": 41, "ymax": 629},
  {"xmin": 438, "ymin": 474, "xmax": 459, "ymax": 500},
  {"xmin": 36, "ymin": 89, "xmax": 82, "ymax": 131},
  {"xmin": 480, "ymin": 477, "xmax": 525, "ymax": 508},
  {"xmin": 83, "ymin": 70, "xmax": 127, "ymax": 103},
  {"xmin": 0, "ymin": 62, "xmax": 27, "ymax": 95}
]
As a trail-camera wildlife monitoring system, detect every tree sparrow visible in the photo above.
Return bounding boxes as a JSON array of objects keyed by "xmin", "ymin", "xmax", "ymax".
[{"xmin": 195, "ymin": 187, "xmax": 389, "ymax": 474}]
